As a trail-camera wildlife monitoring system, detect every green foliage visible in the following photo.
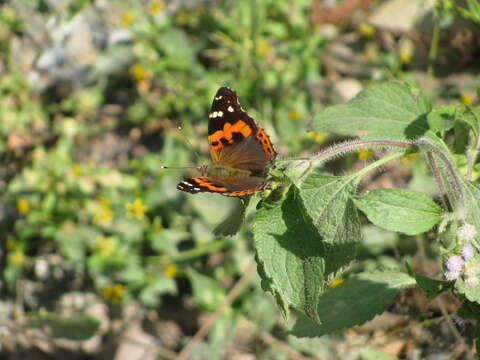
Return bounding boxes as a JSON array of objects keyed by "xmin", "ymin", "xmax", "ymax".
[
  {"xmin": 28, "ymin": 311, "xmax": 100, "ymax": 341},
  {"xmin": 353, "ymin": 188, "xmax": 442, "ymax": 235},
  {"xmin": 290, "ymin": 272, "xmax": 416, "ymax": 337},
  {"xmin": 313, "ymin": 82, "xmax": 429, "ymax": 140}
]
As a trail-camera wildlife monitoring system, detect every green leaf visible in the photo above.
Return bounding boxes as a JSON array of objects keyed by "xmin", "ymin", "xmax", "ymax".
[
  {"xmin": 253, "ymin": 186, "xmax": 327, "ymax": 322},
  {"xmin": 463, "ymin": 182, "xmax": 480, "ymax": 247},
  {"xmin": 297, "ymin": 172, "xmax": 362, "ymax": 273},
  {"xmin": 455, "ymin": 277, "xmax": 480, "ymax": 303},
  {"xmin": 405, "ymin": 262, "xmax": 450, "ymax": 300},
  {"xmin": 29, "ymin": 311, "xmax": 100, "ymax": 341},
  {"xmin": 427, "ymin": 105, "xmax": 457, "ymax": 133},
  {"xmin": 457, "ymin": 104, "xmax": 480, "ymax": 137},
  {"xmin": 187, "ymin": 268, "xmax": 226, "ymax": 311},
  {"xmin": 139, "ymin": 275, "xmax": 177, "ymax": 308},
  {"xmin": 313, "ymin": 82, "xmax": 428, "ymax": 140},
  {"xmin": 290, "ymin": 272, "xmax": 416, "ymax": 337},
  {"xmin": 353, "ymin": 188, "xmax": 442, "ymax": 236}
]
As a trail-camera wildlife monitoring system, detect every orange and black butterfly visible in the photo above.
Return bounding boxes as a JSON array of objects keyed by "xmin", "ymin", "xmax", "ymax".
[{"xmin": 177, "ymin": 87, "xmax": 277, "ymax": 197}]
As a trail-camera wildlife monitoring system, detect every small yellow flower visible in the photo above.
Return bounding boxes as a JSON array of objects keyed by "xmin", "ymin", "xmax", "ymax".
[
  {"xmin": 401, "ymin": 152, "xmax": 419, "ymax": 164},
  {"xmin": 126, "ymin": 198, "xmax": 148, "ymax": 220},
  {"xmin": 10, "ymin": 251, "xmax": 25, "ymax": 265},
  {"xmin": 164, "ymin": 264, "xmax": 178, "ymax": 278},
  {"xmin": 256, "ymin": 39, "xmax": 269, "ymax": 56},
  {"xmin": 328, "ymin": 277, "xmax": 344, "ymax": 287},
  {"xmin": 357, "ymin": 148, "xmax": 373, "ymax": 160},
  {"xmin": 129, "ymin": 64, "xmax": 147, "ymax": 83},
  {"xmin": 101, "ymin": 284, "xmax": 124, "ymax": 304},
  {"xmin": 17, "ymin": 198, "xmax": 29, "ymax": 215},
  {"xmin": 97, "ymin": 236, "xmax": 114, "ymax": 257},
  {"xmin": 93, "ymin": 198, "xmax": 114, "ymax": 226},
  {"xmin": 153, "ymin": 222, "xmax": 163, "ymax": 231},
  {"xmin": 357, "ymin": 22, "xmax": 375, "ymax": 37},
  {"xmin": 399, "ymin": 48, "xmax": 412, "ymax": 64},
  {"xmin": 460, "ymin": 91, "xmax": 473, "ymax": 106},
  {"xmin": 289, "ymin": 110, "xmax": 300, "ymax": 121},
  {"xmin": 307, "ymin": 131, "xmax": 327, "ymax": 143},
  {"xmin": 148, "ymin": 0, "xmax": 164, "ymax": 14},
  {"xmin": 70, "ymin": 164, "xmax": 82, "ymax": 177},
  {"xmin": 121, "ymin": 11, "xmax": 134, "ymax": 27}
]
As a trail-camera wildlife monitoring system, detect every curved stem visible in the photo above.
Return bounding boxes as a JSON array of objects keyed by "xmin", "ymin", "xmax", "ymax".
[{"xmin": 417, "ymin": 138, "xmax": 465, "ymax": 207}]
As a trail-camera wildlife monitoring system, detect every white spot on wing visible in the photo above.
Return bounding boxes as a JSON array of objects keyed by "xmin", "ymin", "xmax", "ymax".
[
  {"xmin": 227, "ymin": 106, "xmax": 234, "ymax": 112},
  {"xmin": 215, "ymin": 95, "xmax": 222, "ymax": 100},
  {"xmin": 217, "ymin": 111, "xmax": 223, "ymax": 117},
  {"xmin": 193, "ymin": 187, "xmax": 200, "ymax": 191}
]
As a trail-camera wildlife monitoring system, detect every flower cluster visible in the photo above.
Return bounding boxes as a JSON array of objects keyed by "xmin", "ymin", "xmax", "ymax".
[{"xmin": 444, "ymin": 243, "xmax": 479, "ymax": 287}]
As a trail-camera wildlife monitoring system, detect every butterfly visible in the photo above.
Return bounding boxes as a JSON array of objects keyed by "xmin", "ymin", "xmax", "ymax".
[{"xmin": 176, "ymin": 87, "xmax": 277, "ymax": 197}]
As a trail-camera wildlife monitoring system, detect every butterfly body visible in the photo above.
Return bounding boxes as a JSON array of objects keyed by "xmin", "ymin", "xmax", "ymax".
[{"xmin": 176, "ymin": 87, "xmax": 276, "ymax": 197}]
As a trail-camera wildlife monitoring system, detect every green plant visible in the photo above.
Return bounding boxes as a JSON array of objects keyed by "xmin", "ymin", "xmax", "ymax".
[{"xmin": 248, "ymin": 82, "xmax": 480, "ymax": 341}]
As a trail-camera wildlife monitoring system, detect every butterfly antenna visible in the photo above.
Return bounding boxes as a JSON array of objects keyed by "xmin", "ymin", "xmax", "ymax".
[{"xmin": 177, "ymin": 124, "xmax": 202, "ymax": 163}]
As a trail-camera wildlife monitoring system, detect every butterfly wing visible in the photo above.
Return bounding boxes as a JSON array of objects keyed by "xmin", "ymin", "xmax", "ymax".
[
  {"xmin": 177, "ymin": 176, "xmax": 266, "ymax": 197},
  {"xmin": 207, "ymin": 87, "xmax": 276, "ymax": 173}
]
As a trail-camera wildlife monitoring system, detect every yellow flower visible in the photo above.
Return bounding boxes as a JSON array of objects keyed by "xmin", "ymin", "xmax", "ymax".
[
  {"xmin": 17, "ymin": 198, "xmax": 29, "ymax": 215},
  {"xmin": 93, "ymin": 198, "xmax": 114, "ymax": 225},
  {"xmin": 401, "ymin": 152, "xmax": 419, "ymax": 164},
  {"xmin": 328, "ymin": 277, "xmax": 344, "ymax": 287},
  {"xmin": 307, "ymin": 131, "xmax": 327, "ymax": 143},
  {"xmin": 148, "ymin": 0, "xmax": 164, "ymax": 14},
  {"xmin": 97, "ymin": 236, "xmax": 114, "ymax": 257},
  {"xmin": 357, "ymin": 148, "xmax": 373, "ymax": 160},
  {"xmin": 129, "ymin": 64, "xmax": 147, "ymax": 83},
  {"xmin": 460, "ymin": 91, "xmax": 473, "ymax": 106},
  {"xmin": 164, "ymin": 264, "xmax": 178, "ymax": 278},
  {"xmin": 10, "ymin": 251, "xmax": 25, "ymax": 265},
  {"xmin": 256, "ymin": 39, "xmax": 269, "ymax": 56},
  {"xmin": 101, "ymin": 284, "xmax": 124, "ymax": 304},
  {"xmin": 399, "ymin": 48, "xmax": 412, "ymax": 64},
  {"xmin": 357, "ymin": 22, "xmax": 375, "ymax": 37},
  {"xmin": 121, "ymin": 11, "xmax": 134, "ymax": 27},
  {"xmin": 126, "ymin": 198, "xmax": 148, "ymax": 220},
  {"xmin": 289, "ymin": 110, "xmax": 300, "ymax": 121},
  {"xmin": 70, "ymin": 164, "xmax": 82, "ymax": 177}
]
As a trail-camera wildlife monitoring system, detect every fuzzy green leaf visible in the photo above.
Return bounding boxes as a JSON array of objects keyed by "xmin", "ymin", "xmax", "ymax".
[
  {"xmin": 405, "ymin": 262, "xmax": 450, "ymax": 300},
  {"xmin": 353, "ymin": 188, "xmax": 442, "ymax": 235},
  {"xmin": 457, "ymin": 104, "xmax": 480, "ymax": 137},
  {"xmin": 298, "ymin": 171, "xmax": 362, "ymax": 273},
  {"xmin": 290, "ymin": 272, "xmax": 416, "ymax": 337},
  {"xmin": 253, "ymin": 171, "xmax": 361, "ymax": 323},
  {"xmin": 313, "ymin": 82, "xmax": 428, "ymax": 140},
  {"xmin": 253, "ymin": 186, "xmax": 326, "ymax": 322},
  {"xmin": 427, "ymin": 105, "xmax": 457, "ymax": 133}
]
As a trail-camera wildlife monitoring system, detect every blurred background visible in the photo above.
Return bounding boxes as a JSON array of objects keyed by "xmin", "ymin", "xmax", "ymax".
[{"xmin": 1, "ymin": 0, "xmax": 479, "ymax": 359}]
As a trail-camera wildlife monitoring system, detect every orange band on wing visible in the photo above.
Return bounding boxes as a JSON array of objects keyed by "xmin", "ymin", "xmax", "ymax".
[
  {"xmin": 256, "ymin": 126, "xmax": 276, "ymax": 157},
  {"xmin": 208, "ymin": 120, "xmax": 252, "ymax": 150},
  {"xmin": 195, "ymin": 177, "xmax": 228, "ymax": 192}
]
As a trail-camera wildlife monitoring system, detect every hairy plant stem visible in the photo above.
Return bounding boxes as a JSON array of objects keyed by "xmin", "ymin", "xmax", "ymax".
[
  {"xmin": 298, "ymin": 139, "xmax": 412, "ymax": 181},
  {"xmin": 295, "ymin": 137, "xmax": 465, "ymax": 211},
  {"xmin": 466, "ymin": 134, "xmax": 480, "ymax": 180},
  {"xmin": 426, "ymin": 151, "xmax": 450, "ymax": 210},
  {"xmin": 417, "ymin": 138, "xmax": 465, "ymax": 208}
]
